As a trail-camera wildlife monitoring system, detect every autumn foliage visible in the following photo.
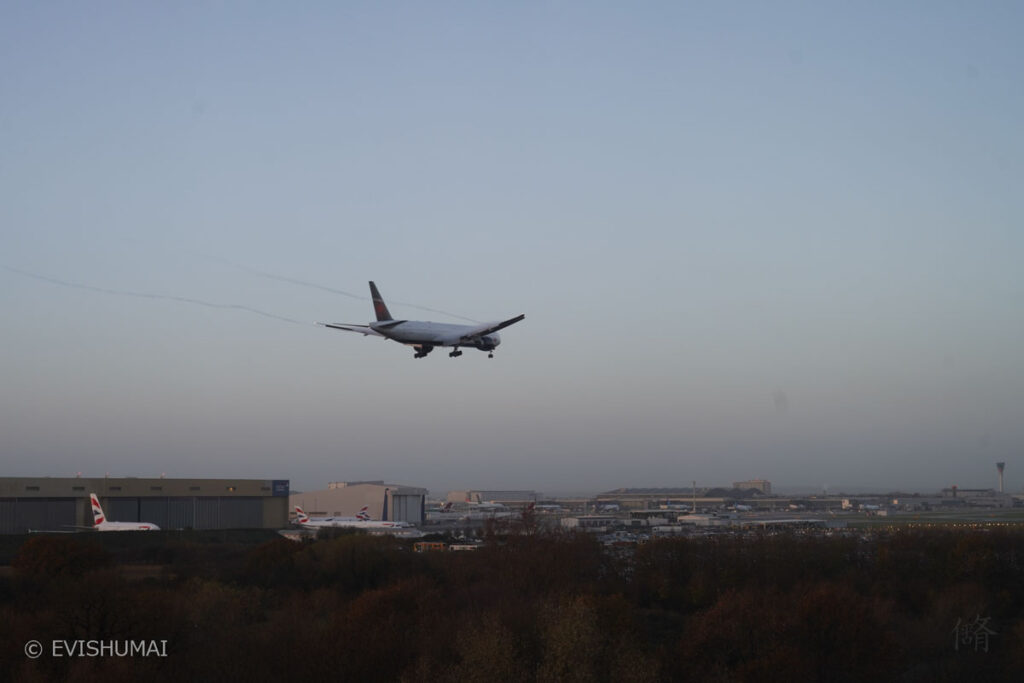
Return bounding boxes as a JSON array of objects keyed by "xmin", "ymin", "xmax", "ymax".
[{"xmin": 3, "ymin": 528, "xmax": 1024, "ymax": 681}]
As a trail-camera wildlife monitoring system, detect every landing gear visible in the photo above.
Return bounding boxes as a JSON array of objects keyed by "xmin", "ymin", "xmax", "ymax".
[
  {"xmin": 488, "ymin": 352, "xmax": 494, "ymax": 358},
  {"xmin": 449, "ymin": 348, "xmax": 463, "ymax": 358},
  {"xmin": 413, "ymin": 345, "xmax": 434, "ymax": 359}
]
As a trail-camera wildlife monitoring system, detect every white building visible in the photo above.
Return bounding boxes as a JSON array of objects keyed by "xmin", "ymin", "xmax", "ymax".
[{"xmin": 560, "ymin": 515, "xmax": 618, "ymax": 532}]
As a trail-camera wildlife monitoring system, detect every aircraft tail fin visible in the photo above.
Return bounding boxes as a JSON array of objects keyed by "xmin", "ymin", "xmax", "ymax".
[
  {"xmin": 356, "ymin": 506, "xmax": 370, "ymax": 521},
  {"xmin": 369, "ymin": 281, "xmax": 393, "ymax": 321},
  {"xmin": 294, "ymin": 506, "xmax": 309, "ymax": 524},
  {"xmin": 90, "ymin": 494, "xmax": 105, "ymax": 526}
]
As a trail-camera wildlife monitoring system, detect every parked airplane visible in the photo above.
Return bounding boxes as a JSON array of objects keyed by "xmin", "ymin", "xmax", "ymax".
[
  {"xmin": 293, "ymin": 505, "xmax": 412, "ymax": 530},
  {"xmin": 294, "ymin": 505, "xmax": 369, "ymax": 526},
  {"xmin": 429, "ymin": 502, "xmax": 458, "ymax": 516},
  {"xmin": 461, "ymin": 502, "xmax": 514, "ymax": 521},
  {"xmin": 89, "ymin": 494, "xmax": 160, "ymax": 531},
  {"xmin": 318, "ymin": 281, "xmax": 525, "ymax": 358},
  {"xmin": 467, "ymin": 500, "xmax": 509, "ymax": 511},
  {"xmin": 425, "ymin": 502, "xmax": 460, "ymax": 523}
]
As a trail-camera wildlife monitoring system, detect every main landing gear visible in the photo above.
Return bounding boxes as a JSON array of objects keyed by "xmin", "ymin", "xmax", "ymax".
[{"xmin": 416, "ymin": 345, "xmax": 495, "ymax": 359}]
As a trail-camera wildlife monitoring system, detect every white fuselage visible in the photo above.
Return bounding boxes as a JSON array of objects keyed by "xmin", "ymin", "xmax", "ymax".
[
  {"xmin": 370, "ymin": 320, "xmax": 500, "ymax": 350},
  {"xmin": 295, "ymin": 516, "xmax": 360, "ymax": 526},
  {"xmin": 298, "ymin": 518, "xmax": 412, "ymax": 530},
  {"xmin": 89, "ymin": 493, "xmax": 159, "ymax": 531},
  {"xmin": 462, "ymin": 511, "xmax": 514, "ymax": 521},
  {"xmin": 95, "ymin": 521, "xmax": 160, "ymax": 531}
]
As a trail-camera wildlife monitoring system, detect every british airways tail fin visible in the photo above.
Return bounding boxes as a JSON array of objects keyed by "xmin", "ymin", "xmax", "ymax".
[
  {"xmin": 90, "ymin": 494, "xmax": 106, "ymax": 526},
  {"xmin": 295, "ymin": 506, "xmax": 310, "ymax": 524},
  {"xmin": 369, "ymin": 281, "xmax": 393, "ymax": 321}
]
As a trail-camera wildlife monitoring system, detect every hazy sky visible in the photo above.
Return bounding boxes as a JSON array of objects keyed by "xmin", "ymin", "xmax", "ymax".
[{"xmin": 2, "ymin": 2, "xmax": 1022, "ymax": 495}]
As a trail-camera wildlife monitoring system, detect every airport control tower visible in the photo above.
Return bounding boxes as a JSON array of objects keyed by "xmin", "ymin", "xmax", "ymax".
[{"xmin": 997, "ymin": 462, "xmax": 1005, "ymax": 493}]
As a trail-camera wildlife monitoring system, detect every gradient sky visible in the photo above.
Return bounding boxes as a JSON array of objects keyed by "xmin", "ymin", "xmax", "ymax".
[{"xmin": 2, "ymin": 2, "xmax": 1022, "ymax": 495}]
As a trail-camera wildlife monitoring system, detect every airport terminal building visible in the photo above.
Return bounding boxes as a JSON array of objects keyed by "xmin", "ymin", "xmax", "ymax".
[{"xmin": 0, "ymin": 477, "xmax": 290, "ymax": 534}]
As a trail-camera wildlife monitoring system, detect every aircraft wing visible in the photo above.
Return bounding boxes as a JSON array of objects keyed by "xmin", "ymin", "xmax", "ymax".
[
  {"xmin": 317, "ymin": 322, "xmax": 386, "ymax": 338},
  {"xmin": 457, "ymin": 314, "xmax": 525, "ymax": 342}
]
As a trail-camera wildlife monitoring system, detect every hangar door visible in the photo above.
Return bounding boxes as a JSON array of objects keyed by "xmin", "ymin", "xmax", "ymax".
[{"xmin": 390, "ymin": 494, "xmax": 424, "ymax": 524}]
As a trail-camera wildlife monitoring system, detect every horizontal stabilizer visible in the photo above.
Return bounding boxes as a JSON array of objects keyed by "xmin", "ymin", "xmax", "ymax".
[
  {"xmin": 317, "ymin": 322, "xmax": 385, "ymax": 337},
  {"xmin": 373, "ymin": 320, "xmax": 407, "ymax": 330}
]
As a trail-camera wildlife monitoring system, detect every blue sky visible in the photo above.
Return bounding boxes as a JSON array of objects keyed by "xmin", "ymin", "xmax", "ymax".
[{"xmin": 2, "ymin": 2, "xmax": 1022, "ymax": 495}]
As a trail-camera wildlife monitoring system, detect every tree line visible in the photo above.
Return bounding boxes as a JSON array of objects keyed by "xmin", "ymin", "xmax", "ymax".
[{"xmin": 3, "ymin": 527, "xmax": 1024, "ymax": 681}]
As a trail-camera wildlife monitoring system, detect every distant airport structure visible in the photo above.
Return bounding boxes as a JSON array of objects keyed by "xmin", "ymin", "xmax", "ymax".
[
  {"xmin": 597, "ymin": 483, "xmax": 773, "ymax": 511},
  {"xmin": 290, "ymin": 481, "xmax": 427, "ymax": 525},
  {"xmin": 0, "ymin": 477, "xmax": 289, "ymax": 534},
  {"xmin": 733, "ymin": 479, "xmax": 772, "ymax": 495},
  {"xmin": 447, "ymin": 490, "xmax": 538, "ymax": 505},
  {"xmin": 939, "ymin": 486, "xmax": 1013, "ymax": 508}
]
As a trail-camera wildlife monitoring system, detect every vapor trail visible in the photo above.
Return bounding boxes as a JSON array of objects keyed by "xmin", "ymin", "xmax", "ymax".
[
  {"xmin": 2, "ymin": 264, "xmax": 305, "ymax": 325},
  {"xmin": 194, "ymin": 253, "xmax": 367, "ymax": 300},
  {"xmin": 192, "ymin": 252, "xmax": 481, "ymax": 323}
]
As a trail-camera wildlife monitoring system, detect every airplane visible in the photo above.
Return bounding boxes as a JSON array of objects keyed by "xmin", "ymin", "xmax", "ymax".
[
  {"xmin": 460, "ymin": 502, "xmax": 515, "ymax": 521},
  {"xmin": 318, "ymin": 281, "xmax": 525, "ymax": 358},
  {"xmin": 293, "ymin": 505, "xmax": 370, "ymax": 526},
  {"xmin": 89, "ymin": 493, "xmax": 160, "ymax": 531},
  {"xmin": 424, "ymin": 502, "xmax": 464, "ymax": 523},
  {"xmin": 429, "ymin": 501, "xmax": 457, "ymax": 516},
  {"xmin": 466, "ymin": 500, "xmax": 508, "ymax": 511},
  {"xmin": 293, "ymin": 505, "xmax": 412, "ymax": 530}
]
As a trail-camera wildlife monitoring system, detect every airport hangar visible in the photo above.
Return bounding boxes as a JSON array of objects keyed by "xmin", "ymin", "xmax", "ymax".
[
  {"xmin": 0, "ymin": 477, "xmax": 290, "ymax": 534},
  {"xmin": 289, "ymin": 481, "xmax": 428, "ymax": 524}
]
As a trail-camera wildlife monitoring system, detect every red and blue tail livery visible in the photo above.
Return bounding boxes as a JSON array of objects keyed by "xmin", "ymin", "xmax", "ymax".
[{"xmin": 89, "ymin": 493, "xmax": 160, "ymax": 531}]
